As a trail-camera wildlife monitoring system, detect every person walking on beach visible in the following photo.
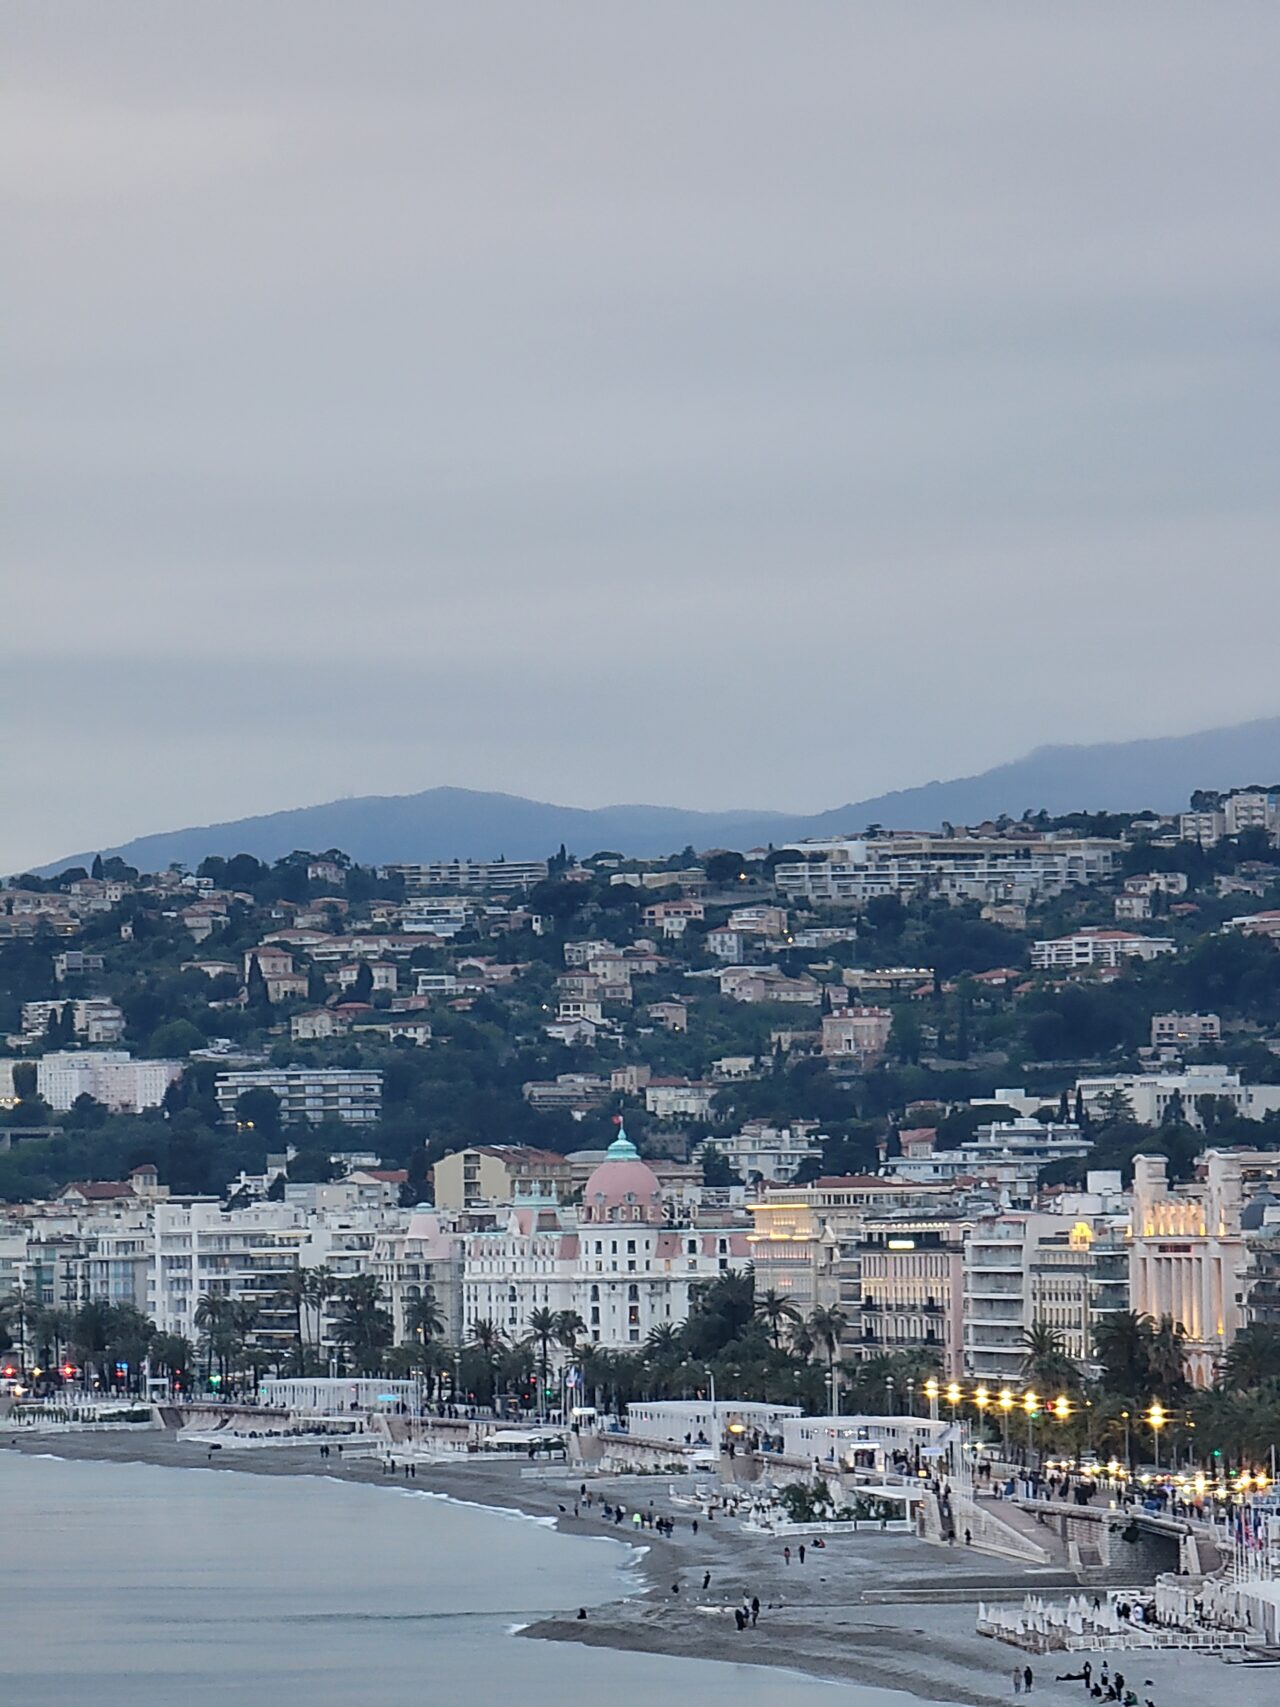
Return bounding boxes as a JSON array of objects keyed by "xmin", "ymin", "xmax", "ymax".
[
  {"xmin": 783, "ymin": 1546, "xmax": 791, "ymax": 1566},
  {"xmin": 702, "ymin": 1571, "xmax": 711, "ymax": 1591},
  {"xmin": 798, "ymin": 1543, "xmax": 806, "ymax": 1564},
  {"xmin": 1013, "ymin": 1666, "xmax": 1022, "ymax": 1695},
  {"xmin": 751, "ymin": 1595, "xmax": 759, "ymax": 1627},
  {"xmin": 1024, "ymin": 1665, "xmax": 1034, "ymax": 1695}
]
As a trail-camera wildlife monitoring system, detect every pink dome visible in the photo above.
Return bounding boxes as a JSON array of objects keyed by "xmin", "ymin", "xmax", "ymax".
[{"xmin": 582, "ymin": 1127, "xmax": 663, "ymax": 1223}]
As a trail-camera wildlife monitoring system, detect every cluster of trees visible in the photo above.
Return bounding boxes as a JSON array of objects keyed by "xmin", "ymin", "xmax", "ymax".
[{"xmin": 1009, "ymin": 1313, "xmax": 1280, "ymax": 1471}]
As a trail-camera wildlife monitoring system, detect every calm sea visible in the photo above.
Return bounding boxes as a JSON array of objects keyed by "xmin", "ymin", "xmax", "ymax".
[{"xmin": 0, "ymin": 1454, "xmax": 878, "ymax": 1706}]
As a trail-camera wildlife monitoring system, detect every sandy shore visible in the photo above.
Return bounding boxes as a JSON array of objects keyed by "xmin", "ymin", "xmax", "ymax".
[{"xmin": 6, "ymin": 1428, "xmax": 1272, "ymax": 1707}]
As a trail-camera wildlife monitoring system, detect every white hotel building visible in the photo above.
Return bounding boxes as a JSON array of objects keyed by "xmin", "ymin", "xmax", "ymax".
[{"xmin": 461, "ymin": 1129, "xmax": 749, "ymax": 1349}]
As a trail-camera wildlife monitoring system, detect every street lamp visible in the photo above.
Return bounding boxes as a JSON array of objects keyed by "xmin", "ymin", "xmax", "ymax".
[
  {"xmin": 1023, "ymin": 1390, "xmax": 1040, "ymax": 1468},
  {"xmin": 974, "ymin": 1385, "xmax": 990, "ymax": 1447},
  {"xmin": 1146, "ymin": 1401, "xmax": 1166, "ymax": 1472},
  {"xmin": 998, "ymin": 1387, "xmax": 1014, "ymax": 1461},
  {"xmin": 923, "ymin": 1377, "xmax": 939, "ymax": 1421}
]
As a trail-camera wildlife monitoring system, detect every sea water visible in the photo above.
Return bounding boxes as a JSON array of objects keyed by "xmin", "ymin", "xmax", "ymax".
[{"xmin": 0, "ymin": 1454, "xmax": 886, "ymax": 1706}]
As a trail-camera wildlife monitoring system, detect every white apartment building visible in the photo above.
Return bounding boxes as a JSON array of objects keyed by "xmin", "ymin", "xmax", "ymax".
[
  {"xmin": 214, "ymin": 1066, "xmax": 383, "ymax": 1127},
  {"xmin": 383, "ymin": 859, "xmax": 548, "ymax": 894},
  {"xmin": 694, "ymin": 1121, "xmax": 823, "ymax": 1185},
  {"xmin": 1179, "ymin": 809, "xmax": 1226, "ymax": 845},
  {"xmin": 1030, "ymin": 928, "xmax": 1176, "ymax": 970},
  {"xmin": 644, "ymin": 1078, "xmax": 717, "ymax": 1121},
  {"xmin": 963, "ymin": 1208, "xmax": 1129, "ymax": 1383},
  {"xmin": 402, "ymin": 898, "xmax": 471, "ymax": 936},
  {"xmin": 21, "ymin": 999, "xmax": 125, "ymax": 1044},
  {"xmin": 149, "ymin": 1198, "xmax": 306, "ymax": 1357},
  {"xmin": 774, "ymin": 834, "xmax": 1121, "ymax": 907},
  {"xmin": 1224, "ymin": 790, "xmax": 1280, "ymax": 839},
  {"xmin": 1075, "ymin": 1067, "xmax": 1280, "ymax": 1128},
  {"xmin": 26, "ymin": 1051, "xmax": 183, "ymax": 1113},
  {"xmin": 890, "ymin": 1117, "xmax": 1090, "ymax": 1204}
]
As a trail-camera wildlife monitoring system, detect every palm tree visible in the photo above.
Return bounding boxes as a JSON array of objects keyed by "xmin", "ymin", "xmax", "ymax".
[
  {"xmin": 149, "ymin": 1332, "xmax": 193, "ymax": 1391},
  {"xmin": 334, "ymin": 1277, "xmax": 393, "ymax": 1375},
  {"xmin": 194, "ymin": 1293, "xmax": 232, "ymax": 1385},
  {"xmin": 526, "ymin": 1307, "xmax": 560, "ymax": 1417},
  {"xmin": 1220, "ymin": 1324, "xmax": 1280, "ymax": 1391},
  {"xmin": 553, "ymin": 1310, "xmax": 585, "ymax": 1353},
  {"xmin": 787, "ymin": 1316, "xmax": 816, "ymax": 1362},
  {"xmin": 1093, "ymin": 1310, "xmax": 1156, "ymax": 1396},
  {"xmin": 29, "ymin": 1305, "xmax": 73, "ymax": 1370},
  {"xmin": 1020, "ymin": 1322, "xmax": 1080, "ymax": 1394},
  {"xmin": 755, "ymin": 1289, "xmax": 801, "ymax": 1350},
  {"xmin": 406, "ymin": 1295, "xmax": 445, "ymax": 1347},
  {"xmin": 808, "ymin": 1304, "xmax": 847, "ymax": 1409},
  {"xmin": 279, "ymin": 1266, "xmax": 309, "ymax": 1374},
  {"xmin": 0, "ymin": 1286, "xmax": 31, "ymax": 1365},
  {"xmin": 1148, "ymin": 1315, "xmax": 1188, "ymax": 1395},
  {"xmin": 229, "ymin": 1300, "xmax": 260, "ymax": 1385},
  {"xmin": 644, "ymin": 1322, "xmax": 683, "ymax": 1362},
  {"xmin": 469, "ymin": 1318, "xmax": 505, "ymax": 1354},
  {"xmin": 304, "ymin": 1265, "xmax": 338, "ymax": 1368}
]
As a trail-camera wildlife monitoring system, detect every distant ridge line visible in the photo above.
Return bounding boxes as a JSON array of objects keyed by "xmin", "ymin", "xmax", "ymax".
[{"xmin": 27, "ymin": 713, "xmax": 1280, "ymax": 876}]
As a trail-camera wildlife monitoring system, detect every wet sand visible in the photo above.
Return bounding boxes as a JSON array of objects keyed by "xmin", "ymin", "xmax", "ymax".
[{"xmin": 6, "ymin": 1429, "xmax": 1273, "ymax": 1707}]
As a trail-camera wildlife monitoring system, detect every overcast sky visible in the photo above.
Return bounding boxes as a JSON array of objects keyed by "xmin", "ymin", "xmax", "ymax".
[{"xmin": 5, "ymin": 4, "xmax": 1279, "ymax": 873}]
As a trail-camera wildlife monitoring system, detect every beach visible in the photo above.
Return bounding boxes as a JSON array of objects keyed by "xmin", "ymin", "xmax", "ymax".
[{"xmin": 6, "ymin": 1428, "xmax": 1273, "ymax": 1707}]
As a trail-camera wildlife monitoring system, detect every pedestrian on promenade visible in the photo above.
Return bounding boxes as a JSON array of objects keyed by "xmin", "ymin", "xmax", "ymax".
[
  {"xmin": 702, "ymin": 1571, "xmax": 711, "ymax": 1591},
  {"xmin": 1013, "ymin": 1666, "xmax": 1022, "ymax": 1695},
  {"xmin": 798, "ymin": 1543, "xmax": 806, "ymax": 1564},
  {"xmin": 783, "ymin": 1546, "xmax": 791, "ymax": 1565},
  {"xmin": 751, "ymin": 1595, "xmax": 759, "ymax": 1627},
  {"xmin": 1024, "ymin": 1665, "xmax": 1034, "ymax": 1694}
]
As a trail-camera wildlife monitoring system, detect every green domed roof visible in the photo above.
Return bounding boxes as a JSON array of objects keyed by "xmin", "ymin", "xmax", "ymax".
[{"xmin": 605, "ymin": 1123, "xmax": 639, "ymax": 1161}]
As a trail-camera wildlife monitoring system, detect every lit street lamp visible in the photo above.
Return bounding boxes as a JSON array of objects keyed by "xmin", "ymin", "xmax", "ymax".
[{"xmin": 1146, "ymin": 1401, "xmax": 1166, "ymax": 1472}]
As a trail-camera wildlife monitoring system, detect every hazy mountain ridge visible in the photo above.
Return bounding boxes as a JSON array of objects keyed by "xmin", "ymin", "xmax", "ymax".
[{"xmin": 31, "ymin": 715, "xmax": 1280, "ymax": 875}]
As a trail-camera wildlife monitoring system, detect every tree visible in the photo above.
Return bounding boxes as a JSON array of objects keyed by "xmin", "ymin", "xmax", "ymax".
[
  {"xmin": 754, "ymin": 1289, "xmax": 801, "ymax": 1350},
  {"xmin": 91, "ymin": 854, "xmax": 104, "ymax": 880},
  {"xmin": 233, "ymin": 1087, "xmax": 281, "ymax": 1140},
  {"xmin": 351, "ymin": 961, "xmax": 375, "ymax": 1004},
  {"xmin": 334, "ymin": 1276, "xmax": 393, "ymax": 1374},
  {"xmin": 553, "ymin": 1310, "xmax": 586, "ymax": 1354},
  {"xmin": 1019, "ymin": 1322, "xmax": 1080, "ymax": 1394},
  {"xmin": 406, "ymin": 1295, "xmax": 445, "ymax": 1347},
  {"xmin": 526, "ymin": 1306, "xmax": 559, "ymax": 1414},
  {"xmin": 279, "ymin": 1266, "xmax": 310, "ymax": 1374},
  {"xmin": 808, "ymin": 1304, "xmax": 847, "ymax": 1403},
  {"xmin": 704, "ymin": 851, "xmax": 746, "ymax": 886},
  {"xmin": 149, "ymin": 1332, "xmax": 193, "ymax": 1390},
  {"xmin": 1220, "ymin": 1324, "xmax": 1280, "ymax": 1391},
  {"xmin": 194, "ymin": 1292, "xmax": 233, "ymax": 1383},
  {"xmin": 245, "ymin": 954, "xmax": 270, "ymax": 1009},
  {"xmin": 700, "ymin": 1145, "xmax": 740, "ymax": 1187}
]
